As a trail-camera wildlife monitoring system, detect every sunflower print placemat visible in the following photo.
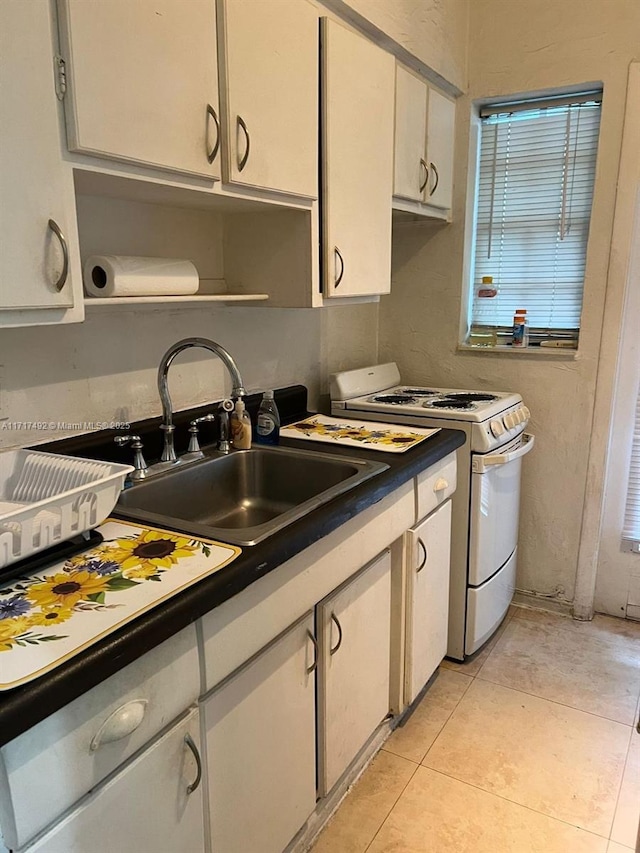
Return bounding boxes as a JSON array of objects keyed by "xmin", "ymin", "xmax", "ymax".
[
  {"xmin": 280, "ymin": 415, "xmax": 440, "ymax": 453},
  {"xmin": 0, "ymin": 520, "xmax": 240, "ymax": 690}
]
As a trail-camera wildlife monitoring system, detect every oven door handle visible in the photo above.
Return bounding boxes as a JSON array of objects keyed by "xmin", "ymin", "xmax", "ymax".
[{"xmin": 473, "ymin": 433, "xmax": 535, "ymax": 472}]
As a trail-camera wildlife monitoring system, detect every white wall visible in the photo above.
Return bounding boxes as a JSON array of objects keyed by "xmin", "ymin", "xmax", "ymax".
[{"xmin": 379, "ymin": 0, "xmax": 640, "ymax": 606}]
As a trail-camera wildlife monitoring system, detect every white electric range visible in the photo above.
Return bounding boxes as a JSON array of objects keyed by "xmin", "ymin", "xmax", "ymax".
[{"xmin": 330, "ymin": 362, "xmax": 534, "ymax": 660}]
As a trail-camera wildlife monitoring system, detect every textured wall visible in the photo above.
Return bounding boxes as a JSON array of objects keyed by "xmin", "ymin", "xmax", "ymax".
[
  {"xmin": 380, "ymin": 0, "xmax": 640, "ymax": 605},
  {"xmin": 339, "ymin": 0, "xmax": 469, "ymax": 91}
]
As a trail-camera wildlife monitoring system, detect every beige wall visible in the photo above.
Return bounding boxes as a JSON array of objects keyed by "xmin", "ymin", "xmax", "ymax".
[
  {"xmin": 380, "ymin": 0, "xmax": 640, "ymax": 605},
  {"xmin": 335, "ymin": 0, "xmax": 469, "ymax": 91}
]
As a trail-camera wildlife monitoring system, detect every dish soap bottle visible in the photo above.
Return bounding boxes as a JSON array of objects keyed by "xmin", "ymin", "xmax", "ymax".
[
  {"xmin": 512, "ymin": 309, "xmax": 529, "ymax": 347},
  {"xmin": 255, "ymin": 390, "xmax": 280, "ymax": 445},
  {"xmin": 231, "ymin": 398, "xmax": 252, "ymax": 449}
]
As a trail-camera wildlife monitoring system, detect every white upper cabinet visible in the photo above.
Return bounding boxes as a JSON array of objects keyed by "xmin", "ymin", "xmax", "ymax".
[
  {"xmin": 217, "ymin": 0, "xmax": 318, "ymax": 198},
  {"xmin": 0, "ymin": 0, "xmax": 80, "ymax": 321},
  {"xmin": 425, "ymin": 88, "xmax": 456, "ymax": 210},
  {"xmin": 57, "ymin": 0, "xmax": 221, "ymax": 179},
  {"xmin": 321, "ymin": 18, "xmax": 395, "ymax": 298},
  {"xmin": 394, "ymin": 66, "xmax": 428, "ymax": 202}
]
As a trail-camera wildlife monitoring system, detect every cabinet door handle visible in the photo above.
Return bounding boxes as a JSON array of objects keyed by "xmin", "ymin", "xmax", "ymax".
[
  {"xmin": 330, "ymin": 612, "xmax": 343, "ymax": 655},
  {"xmin": 206, "ymin": 104, "xmax": 220, "ymax": 164},
  {"xmin": 48, "ymin": 218, "xmax": 69, "ymax": 292},
  {"xmin": 334, "ymin": 247, "xmax": 344, "ymax": 287},
  {"xmin": 434, "ymin": 477, "xmax": 449, "ymax": 492},
  {"xmin": 306, "ymin": 628, "xmax": 318, "ymax": 673},
  {"xmin": 429, "ymin": 162, "xmax": 439, "ymax": 196},
  {"xmin": 419, "ymin": 158, "xmax": 429, "ymax": 193},
  {"xmin": 237, "ymin": 115, "xmax": 250, "ymax": 172},
  {"xmin": 184, "ymin": 733, "xmax": 202, "ymax": 794},
  {"xmin": 416, "ymin": 537, "xmax": 428, "ymax": 572},
  {"xmin": 89, "ymin": 699, "xmax": 148, "ymax": 751}
]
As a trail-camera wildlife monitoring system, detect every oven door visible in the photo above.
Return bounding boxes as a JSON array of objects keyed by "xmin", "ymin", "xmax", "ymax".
[{"xmin": 468, "ymin": 433, "xmax": 535, "ymax": 586}]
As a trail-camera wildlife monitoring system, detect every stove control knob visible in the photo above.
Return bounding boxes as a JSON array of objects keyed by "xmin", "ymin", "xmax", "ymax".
[
  {"xmin": 490, "ymin": 419, "xmax": 505, "ymax": 437},
  {"xmin": 514, "ymin": 408, "xmax": 524, "ymax": 424},
  {"xmin": 522, "ymin": 406, "xmax": 530, "ymax": 421},
  {"xmin": 504, "ymin": 412, "xmax": 516, "ymax": 429}
]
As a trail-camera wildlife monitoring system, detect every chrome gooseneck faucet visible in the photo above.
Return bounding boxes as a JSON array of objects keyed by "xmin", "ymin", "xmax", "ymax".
[{"xmin": 157, "ymin": 337, "xmax": 246, "ymax": 463}]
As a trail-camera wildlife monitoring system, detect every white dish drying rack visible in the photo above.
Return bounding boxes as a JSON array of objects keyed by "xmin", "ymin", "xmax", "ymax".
[{"xmin": 0, "ymin": 450, "xmax": 133, "ymax": 569}]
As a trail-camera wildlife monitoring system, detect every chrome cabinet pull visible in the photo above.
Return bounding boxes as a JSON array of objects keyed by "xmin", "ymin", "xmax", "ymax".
[
  {"xmin": 334, "ymin": 247, "xmax": 344, "ymax": 287},
  {"xmin": 48, "ymin": 219, "xmax": 69, "ymax": 291},
  {"xmin": 306, "ymin": 628, "xmax": 318, "ymax": 673},
  {"xmin": 429, "ymin": 162, "xmax": 439, "ymax": 196},
  {"xmin": 330, "ymin": 613, "xmax": 343, "ymax": 655},
  {"xmin": 416, "ymin": 537, "xmax": 428, "ymax": 572},
  {"xmin": 237, "ymin": 115, "xmax": 250, "ymax": 172},
  {"xmin": 184, "ymin": 733, "xmax": 202, "ymax": 794},
  {"xmin": 419, "ymin": 158, "xmax": 429, "ymax": 193},
  {"xmin": 206, "ymin": 104, "xmax": 220, "ymax": 164}
]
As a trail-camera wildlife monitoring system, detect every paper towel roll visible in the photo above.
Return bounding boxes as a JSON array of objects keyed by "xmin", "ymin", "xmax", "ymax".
[{"xmin": 83, "ymin": 255, "xmax": 199, "ymax": 298}]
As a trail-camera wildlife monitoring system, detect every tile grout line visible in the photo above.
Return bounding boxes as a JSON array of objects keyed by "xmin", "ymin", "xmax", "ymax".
[
  {"xmin": 417, "ymin": 670, "xmax": 475, "ymax": 764},
  {"xmin": 473, "ymin": 671, "xmax": 640, "ymax": 728},
  {"xmin": 606, "ymin": 725, "xmax": 637, "ymax": 842},
  {"xmin": 361, "ymin": 759, "xmax": 421, "ymax": 853},
  {"xmin": 421, "ymin": 764, "xmax": 614, "ymax": 841}
]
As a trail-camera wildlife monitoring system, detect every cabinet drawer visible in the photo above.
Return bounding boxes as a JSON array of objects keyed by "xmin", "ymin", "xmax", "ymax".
[
  {"xmin": 0, "ymin": 626, "xmax": 199, "ymax": 849},
  {"xmin": 415, "ymin": 452, "xmax": 457, "ymax": 522}
]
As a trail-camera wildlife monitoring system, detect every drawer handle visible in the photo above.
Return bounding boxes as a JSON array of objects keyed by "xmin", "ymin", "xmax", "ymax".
[
  {"xmin": 90, "ymin": 699, "xmax": 148, "ymax": 751},
  {"xmin": 330, "ymin": 612, "xmax": 343, "ymax": 655},
  {"xmin": 184, "ymin": 733, "xmax": 202, "ymax": 794},
  {"xmin": 306, "ymin": 628, "xmax": 318, "ymax": 673},
  {"xmin": 416, "ymin": 537, "xmax": 428, "ymax": 573},
  {"xmin": 433, "ymin": 478, "xmax": 449, "ymax": 492}
]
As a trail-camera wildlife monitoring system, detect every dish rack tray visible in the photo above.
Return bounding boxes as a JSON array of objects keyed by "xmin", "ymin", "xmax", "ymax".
[{"xmin": 0, "ymin": 449, "xmax": 133, "ymax": 569}]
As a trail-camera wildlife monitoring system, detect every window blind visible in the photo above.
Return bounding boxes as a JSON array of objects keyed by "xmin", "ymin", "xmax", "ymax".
[
  {"xmin": 470, "ymin": 94, "xmax": 602, "ymax": 337},
  {"xmin": 623, "ymin": 384, "xmax": 640, "ymax": 549}
]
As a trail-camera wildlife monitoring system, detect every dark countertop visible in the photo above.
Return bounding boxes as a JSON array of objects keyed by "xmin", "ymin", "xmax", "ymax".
[{"xmin": 0, "ymin": 390, "xmax": 464, "ymax": 746}]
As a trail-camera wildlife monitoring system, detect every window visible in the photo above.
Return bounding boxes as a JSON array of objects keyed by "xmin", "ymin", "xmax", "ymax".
[{"xmin": 467, "ymin": 92, "xmax": 602, "ymax": 346}]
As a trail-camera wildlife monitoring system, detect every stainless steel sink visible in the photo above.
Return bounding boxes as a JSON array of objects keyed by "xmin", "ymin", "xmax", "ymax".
[{"xmin": 116, "ymin": 445, "xmax": 388, "ymax": 546}]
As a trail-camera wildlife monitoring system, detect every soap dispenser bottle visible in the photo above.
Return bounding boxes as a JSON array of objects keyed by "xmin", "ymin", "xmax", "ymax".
[
  {"xmin": 255, "ymin": 391, "xmax": 280, "ymax": 445},
  {"xmin": 231, "ymin": 398, "xmax": 252, "ymax": 449}
]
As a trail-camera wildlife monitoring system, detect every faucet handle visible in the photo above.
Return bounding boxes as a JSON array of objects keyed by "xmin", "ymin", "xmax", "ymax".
[
  {"xmin": 114, "ymin": 434, "xmax": 148, "ymax": 481},
  {"xmin": 188, "ymin": 413, "xmax": 216, "ymax": 454}
]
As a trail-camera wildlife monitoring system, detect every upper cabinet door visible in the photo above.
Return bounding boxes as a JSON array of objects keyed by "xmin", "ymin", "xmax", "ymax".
[
  {"xmin": 394, "ymin": 66, "xmax": 428, "ymax": 202},
  {"xmin": 57, "ymin": 0, "xmax": 221, "ymax": 179},
  {"xmin": 218, "ymin": 0, "xmax": 318, "ymax": 198},
  {"xmin": 0, "ymin": 0, "xmax": 78, "ymax": 313},
  {"xmin": 321, "ymin": 18, "xmax": 395, "ymax": 298},
  {"xmin": 426, "ymin": 88, "xmax": 456, "ymax": 210}
]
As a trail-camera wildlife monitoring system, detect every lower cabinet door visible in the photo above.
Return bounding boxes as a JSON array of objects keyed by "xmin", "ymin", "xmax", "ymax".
[
  {"xmin": 405, "ymin": 500, "xmax": 452, "ymax": 704},
  {"xmin": 318, "ymin": 551, "xmax": 392, "ymax": 795},
  {"xmin": 204, "ymin": 613, "xmax": 317, "ymax": 853},
  {"xmin": 22, "ymin": 710, "xmax": 205, "ymax": 853}
]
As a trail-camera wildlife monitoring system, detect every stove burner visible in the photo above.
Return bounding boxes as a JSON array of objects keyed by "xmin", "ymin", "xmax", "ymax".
[
  {"xmin": 426, "ymin": 399, "xmax": 476, "ymax": 410},
  {"xmin": 371, "ymin": 394, "xmax": 416, "ymax": 405},
  {"xmin": 399, "ymin": 388, "xmax": 439, "ymax": 396},
  {"xmin": 442, "ymin": 393, "xmax": 498, "ymax": 403}
]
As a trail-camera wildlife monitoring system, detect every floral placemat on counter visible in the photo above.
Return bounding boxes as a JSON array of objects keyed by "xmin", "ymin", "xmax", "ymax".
[
  {"xmin": 0, "ymin": 520, "xmax": 240, "ymax": 690},
  {"xmin": 280, "ymin": 415, "xmax": 440, "ymax": 453}
]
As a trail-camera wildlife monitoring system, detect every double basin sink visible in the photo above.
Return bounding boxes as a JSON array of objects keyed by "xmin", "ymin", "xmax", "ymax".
[{"xmin": 116, "ymin": 445, "xmax": 388, "ymax": 546}]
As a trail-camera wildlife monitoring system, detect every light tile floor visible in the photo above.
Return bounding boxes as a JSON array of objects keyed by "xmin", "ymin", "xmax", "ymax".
[{"xmin": 312, "ymin": 606, "xmax": 640, "ymax": 853}]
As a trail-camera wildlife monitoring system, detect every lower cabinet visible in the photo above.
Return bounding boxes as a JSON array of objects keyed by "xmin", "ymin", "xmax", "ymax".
[
  {"xmin": 204, "ymin": 613, "xmax": 317, "ymax": 853},
  {"xmin": 22, "ymin": 710, "xmax": 205, "ymax": 853},
  {"xmin": 405, "ymin": 500, "xmax": 452, "ymax": 704},
  {"xmin": 317, "ymin": 551, "xmax": 392, "ymax": 795}
]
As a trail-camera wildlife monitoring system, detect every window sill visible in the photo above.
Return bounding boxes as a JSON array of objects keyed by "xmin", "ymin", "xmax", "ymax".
[{"xmin": 457, "ymin": 343, "xmax": 578, "ymax": 358}]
